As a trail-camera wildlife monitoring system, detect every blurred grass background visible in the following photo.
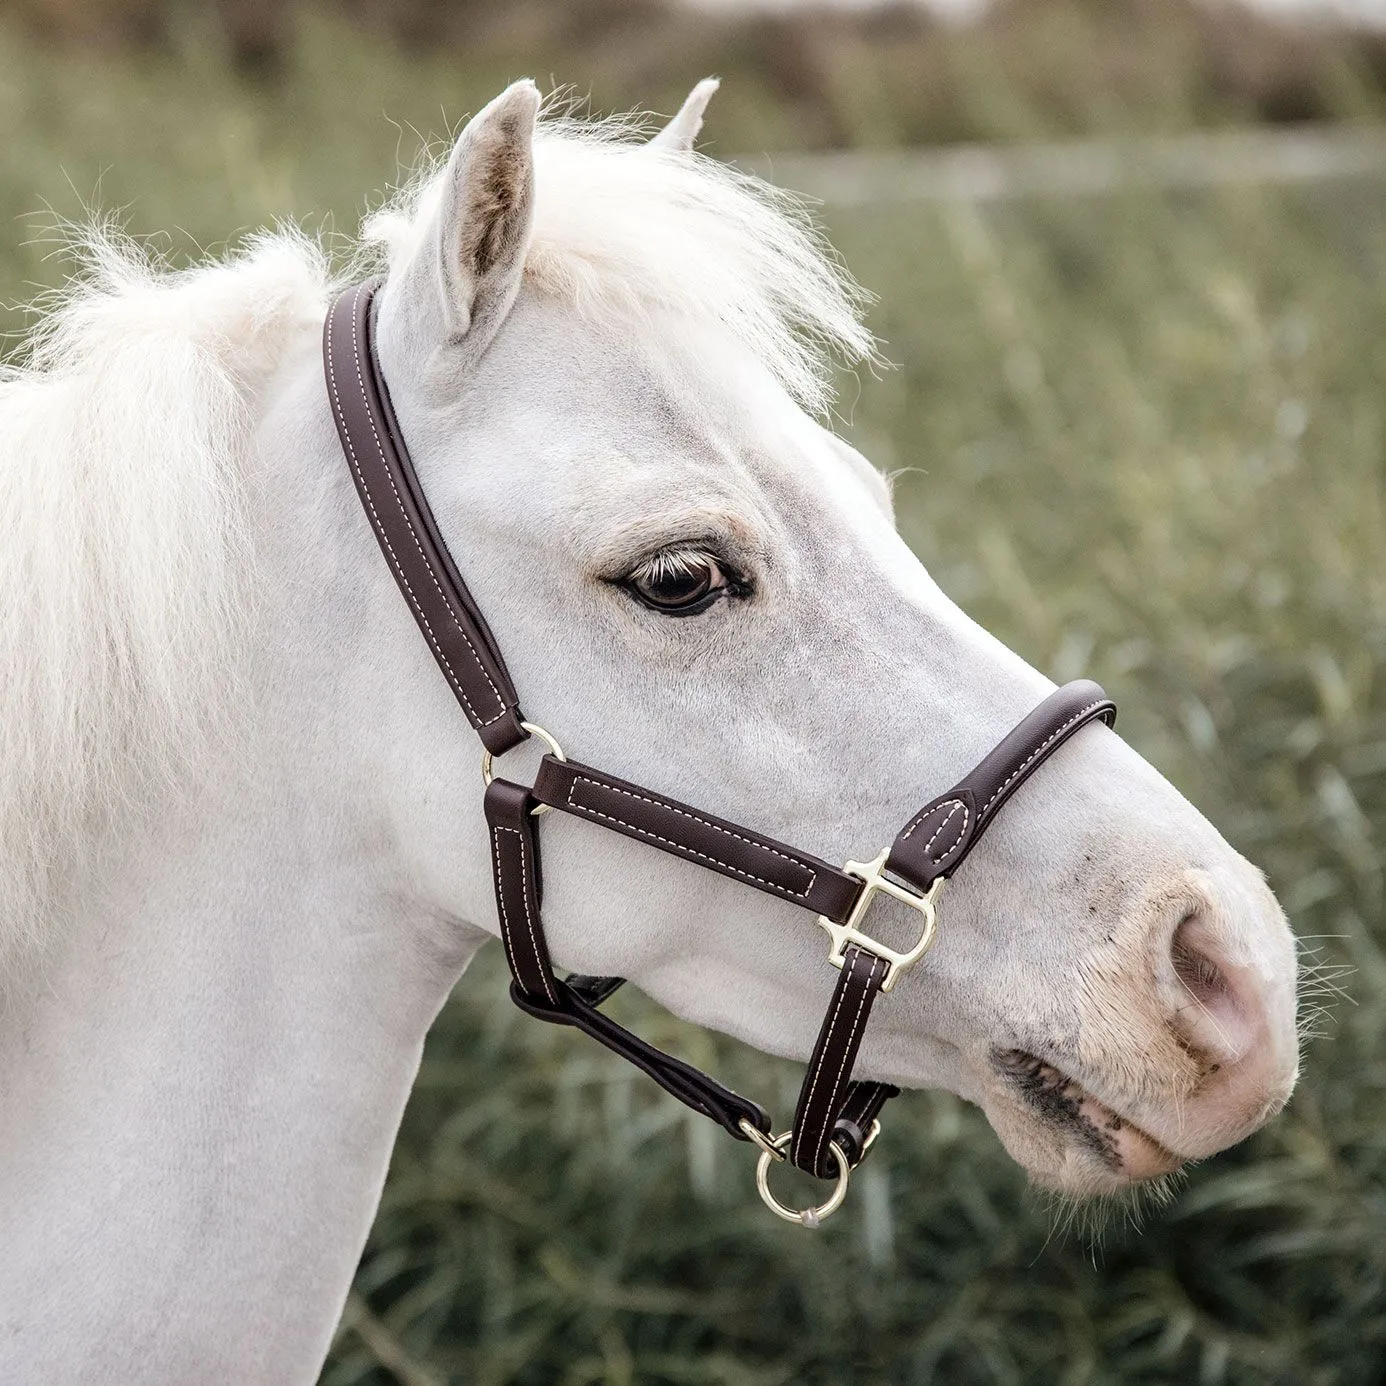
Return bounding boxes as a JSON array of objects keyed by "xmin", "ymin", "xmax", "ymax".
[{"xmin": 3, "ymin": 2, "xmax": 1385, "ymax": 1382}]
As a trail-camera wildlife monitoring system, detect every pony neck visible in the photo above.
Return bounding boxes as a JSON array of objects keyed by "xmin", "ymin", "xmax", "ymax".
[{"xmin": 0, "ymin": 350, "xmax": 483, "ymax": 1385}]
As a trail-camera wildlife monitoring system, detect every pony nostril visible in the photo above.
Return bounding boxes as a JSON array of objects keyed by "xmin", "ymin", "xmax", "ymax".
[
  {"xmin": 1166, "ymin": 911, "xmax": 1257, "ymax": 1069},
  {"xmin": 1171, "ymin": 913, "xmax": 1230, "ymax": 1006}
]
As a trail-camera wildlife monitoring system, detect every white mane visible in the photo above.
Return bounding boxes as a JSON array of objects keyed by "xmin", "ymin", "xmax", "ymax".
[
  {"xmin": 0, "ymin": 231, "xmax": 326, "ymax": 989},
  {"xmin": 0, "ymin": 109, "xmax": 871, "ymax": 986},
  {"xmin": 367, "ymin": 115, "xmax": 874, "ymax": 411}
]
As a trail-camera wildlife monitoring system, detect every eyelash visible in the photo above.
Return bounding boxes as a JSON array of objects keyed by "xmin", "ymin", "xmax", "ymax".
[
  {"xmin": 617, "ymin": 546, "xmax": 751, "ymax": 616},
  {"xmin": 628, "ymin": 547, "xmax": 719, "ymax": 587}
]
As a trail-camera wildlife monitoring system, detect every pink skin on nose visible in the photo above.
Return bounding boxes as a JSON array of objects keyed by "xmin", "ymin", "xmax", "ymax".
[
  {"xmin": 1089, "ymin": 900, "xmax": 1297, "ymax": 1172},
  {"xmin": 1143, "ymin": 909, "xmax": 1298, "ymax": 1157}
]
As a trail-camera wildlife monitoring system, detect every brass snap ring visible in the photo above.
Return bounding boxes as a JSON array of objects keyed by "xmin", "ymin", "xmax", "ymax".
[
  {"xmin": 753, "ymin": 1131, "xmax": 851, "ymax": 1228},
  {"xmin": 480, "ymin": 722, "xmax": 566, "ymax": 816},
  {"xmin": 738, "ymin": 1117, "xmax": 785, "ymax": 1162}
]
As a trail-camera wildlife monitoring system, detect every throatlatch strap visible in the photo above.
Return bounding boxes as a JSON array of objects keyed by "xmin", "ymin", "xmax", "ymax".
[
  {"xmin": 483, "ymin": 778, "xmax": 773, "ymax": 1142},
  {"xmin": 324, "ymin": 280, "xmax": 527, "ymax": 755}
]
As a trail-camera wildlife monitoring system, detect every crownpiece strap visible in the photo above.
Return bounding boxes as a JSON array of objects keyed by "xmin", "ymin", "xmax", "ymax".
[{"xmin": 324, "ymin": 279, "xmax": 528, "ymax": 755}]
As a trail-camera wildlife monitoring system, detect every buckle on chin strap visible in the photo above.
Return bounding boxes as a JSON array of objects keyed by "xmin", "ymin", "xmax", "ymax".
[{"xmin": 817, "ymin": 850, "xmax": 943, "ymax": 992}]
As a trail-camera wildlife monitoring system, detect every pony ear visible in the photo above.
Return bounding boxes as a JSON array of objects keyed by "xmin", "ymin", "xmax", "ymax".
[
  {"xmin": 650, "ymin": 78, "xmax": 719, "ymax": 153},
  {"xmin": 395, "ymin": 79, "xmax": 540, "ymax": 353}
]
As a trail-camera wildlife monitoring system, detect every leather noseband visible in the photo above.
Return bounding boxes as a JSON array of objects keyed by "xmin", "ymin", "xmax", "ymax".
[{"xmin": 324, "ymin": 280, "xmax": 1117, "ymax": 1224}]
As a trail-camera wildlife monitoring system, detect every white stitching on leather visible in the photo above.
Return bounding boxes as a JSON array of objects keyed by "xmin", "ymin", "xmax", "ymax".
[
  {"xmin": 896, "ymin": 797, "xmax": 971, "ymax": 865},
  {"xmin": 921, "ymin": 801, "xmax": 963, "ymax": 853},
  {"xmin": 811, "ymin": 952, "xmax": 884, "ymax": 1172},
  {"xmin": 796, "ymin": 953, "xmax": 858, "ymax": 1167},
  {"xmin": 348, "ymin": 286, "xmax": 506, "ymax": 723},
  {"xmin": 491, "ymin": 823, "xmax": 557, "ymax": 1005},
  {"xmin": 895, "ymin": 699, "xmax": 1108, "ymax": 866},
  {"xmin": 329, "ymin": 291, "xmax": 476, "ymax": 716},
  {"xmin": 923, "ymin": 801, "xmax": 969, "ymax": 863},
  {"xmin": 564, "ymin": 775, "xmax": 817, "ymax": 900},
  {"xmin": 329, "ymin": 285, "xmax": 506, "ymax": 726},
  {"xmin": 838, "ymin": 1084, "xmax": 874, "ymax": 1127},
  {"xmin": 980, "ymin": 699, "xmax": 1107, "ymax": 817},
  {"xmin": 489, "ymin": 824, "xmax": 523, "ymax": 986}
]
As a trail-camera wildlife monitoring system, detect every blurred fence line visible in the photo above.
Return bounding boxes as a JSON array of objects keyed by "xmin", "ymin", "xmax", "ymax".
[{"xmin": 741, "ymin": 125, "xmax": 1386, "ymax": 203}]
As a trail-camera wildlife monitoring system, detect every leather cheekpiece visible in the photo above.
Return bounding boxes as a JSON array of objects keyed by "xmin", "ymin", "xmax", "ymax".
[{"xmin": 324, "ymin": 278, "xmax": 528, "ymax": 755}]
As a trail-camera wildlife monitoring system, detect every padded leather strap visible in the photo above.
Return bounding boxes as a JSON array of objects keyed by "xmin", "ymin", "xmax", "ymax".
[
  {"xmin": 787, "ymin": 681, "xmax": 1115, "ymax": 1178},
  {"xmin": 485, "ymin": 779, "xmax": 560, "ymax": 1005},
  {"xmin": 789, "ymin": 946, "xmax": 890, "ymax": 1177},
  {"xmin": 324, "ymin": 280, "xmax": 528, "ymax": 755},
  {"xmin": 886, "ymin": 680, "xmax": 1116, "ymax": 893},
  {"xmin": 532, "ymin": 755, "xmax": 864, "ymax": 923},
  {"xmin": 483, "ymin": 776, "xmax": 773, "ymax": 1141},
  {"xmin": 514, "ymin": 693, "xmax": 1115, "ymax": 1181}
]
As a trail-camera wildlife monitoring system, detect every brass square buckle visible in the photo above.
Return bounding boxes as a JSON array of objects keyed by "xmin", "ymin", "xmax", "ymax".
[{"xmin": 817, "ymin": 850, "xmax": 943, "ymax": 993}]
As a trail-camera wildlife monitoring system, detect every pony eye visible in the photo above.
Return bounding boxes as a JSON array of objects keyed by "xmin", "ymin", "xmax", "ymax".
[{"xmin": 626, "ymin": 551, "xmax": 729, "ymax": 614}]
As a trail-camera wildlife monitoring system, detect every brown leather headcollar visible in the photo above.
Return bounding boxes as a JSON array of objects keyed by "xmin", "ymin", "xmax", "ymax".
[{"xmin": 324, "ymin": 279, "xmax": 1117, "ymax": 1225}]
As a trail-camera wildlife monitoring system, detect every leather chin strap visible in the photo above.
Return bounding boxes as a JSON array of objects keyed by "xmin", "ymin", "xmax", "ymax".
[{"xmin": 325, "ymin": 281, "xmax": 1118, "ymax": 1215}]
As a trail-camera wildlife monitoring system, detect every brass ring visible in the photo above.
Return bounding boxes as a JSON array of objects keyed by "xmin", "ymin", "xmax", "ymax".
[
  {"xmin": 753, "ymin": 1132, "xmax": 851, "ymax": 1228},
  {"xmin": 480, "ymin": 722, "xmax": 566, "ymax": 817}
]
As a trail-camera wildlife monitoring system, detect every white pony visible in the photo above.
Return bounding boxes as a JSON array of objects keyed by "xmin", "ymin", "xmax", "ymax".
[{"xmin": 0, "ymin": 81, "xmax": 1297, "ymax": 1383}]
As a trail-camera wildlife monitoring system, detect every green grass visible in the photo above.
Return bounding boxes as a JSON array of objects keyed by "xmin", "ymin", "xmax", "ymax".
[
  {"xmin": 3, "ymin": 16, "xmax": 1385, "ymax": 1386},
  {"xmin": 12, "ymin": 0, "xmax": 1386, "ymax": 148}
]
